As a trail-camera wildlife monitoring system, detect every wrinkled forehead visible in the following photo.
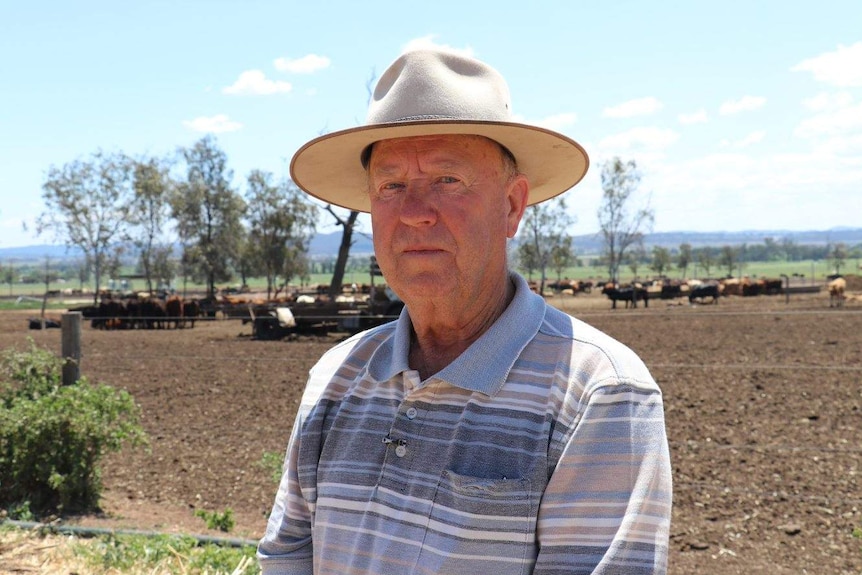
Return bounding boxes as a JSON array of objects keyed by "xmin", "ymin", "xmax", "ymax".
[{"xmin": 363, "ymin": 134, "xmax": 514, "ymax": 171}]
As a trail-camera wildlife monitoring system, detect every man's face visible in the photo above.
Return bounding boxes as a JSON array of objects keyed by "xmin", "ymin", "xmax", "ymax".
[{"xmin": 368, "ymin": 134, "xmax": 528, "ymax": 305}]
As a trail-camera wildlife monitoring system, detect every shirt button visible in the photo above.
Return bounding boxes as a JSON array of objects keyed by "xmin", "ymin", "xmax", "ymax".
[
  {"xmin": 395, "ymin": 445, "xmax": 407, "ymax": 457},
  {"xmin": 406, "ymin": 407, "xmax": 418, "ymax": 419}
]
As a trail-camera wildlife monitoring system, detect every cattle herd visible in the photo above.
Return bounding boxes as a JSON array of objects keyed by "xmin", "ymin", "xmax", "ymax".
[
  {"xmin": 71, "ymin": 295, "xmax": 203, "ymax": 329},
  {"xmin": 545, "ymin": 276, "xmax": 825, "ymax": 309},
  {"xmin": 59, "ymin": 274, "xmax": 852, "ymax": 329}
]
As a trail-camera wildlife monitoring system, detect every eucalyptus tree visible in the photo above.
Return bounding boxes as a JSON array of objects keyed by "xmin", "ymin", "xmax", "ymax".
[
  {"xmin": 244, "ymin": 170, "xmax": 318, "ymax": 298},
  {"xmin": 325, "ymin": 70, "xmax": 377, "ymax": 298},
  {"xmin": 129, "ymin": 156, "xmax": 174, "ymax": 294},
  {"xmin": 650, "ymin": 246, "xmax": 673, "ymax": 278},
  {"xmin": 828, "ymin": 242, "xmax": 848, "ymax": 275},
  {"xmin": 696, "ymin": 248, "xmax": 714, "ymax": 278},
  {"xmin": 549, "ymin": 235, "xmax": 576, "ymax": 284},
  {"xmin": 718, "ymin": 245, "xmax": 738, "ymax": 278},
  {"xmin": 37, "ymin": 150, "xmax": 135, "ymax": 303},
  {"xmin": 516, "ymin": 240, "xmax": 540, "ymax": 281},
  {"xmin": 0, "ymin": 262, "xmax": 12, "ymax": 296},
  {"xmin": 326, "ymin": 206, "xmax": 361, "ymax": 297},
  {"xmin": 517, "ymin": 197, "xmax": 574, "ymax": 294},
  {"xmin": 677, "ymin": 243, "xmax": 692, "ymax": 278},
  {"xmin": 597, "ymin": 157, "xmax": 654, "ymax": 283},
  {"xmin": 151, "ymin": 245, "xmax": 178, "ymax": 293},
  {"xmin": 172, "ymin": 136, "xmax": 246, "ymax": 299},
  {"xmin": 627, "ymin": 242, "xmax": 648, "ymax": 280}
]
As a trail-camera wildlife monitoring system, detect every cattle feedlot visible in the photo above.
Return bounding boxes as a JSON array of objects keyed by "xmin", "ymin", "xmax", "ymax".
[{"xmin": 1, "ymin": 288, "xmax": 861, "ymax": 574}]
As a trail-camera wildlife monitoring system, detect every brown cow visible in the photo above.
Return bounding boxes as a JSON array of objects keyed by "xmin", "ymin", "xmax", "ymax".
[
  {"xmin": 720, "ymin": 278, "xmax": 743, "ymax": 296},
  {"xmin": 139, "ymin": 297, "xmax": 167, "ymax": 329},
  {"xmin": 828, "ymin": 277, "xmax": 846, "ymax": 308},
  {"xmin": 165, "ymin": 296, "xmax": 184, "ymax": 329}
]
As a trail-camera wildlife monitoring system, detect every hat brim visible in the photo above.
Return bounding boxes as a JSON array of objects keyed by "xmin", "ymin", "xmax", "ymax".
[{"xmin": 289, "ymin": 120, "xmax": 589, "ymax": 213}]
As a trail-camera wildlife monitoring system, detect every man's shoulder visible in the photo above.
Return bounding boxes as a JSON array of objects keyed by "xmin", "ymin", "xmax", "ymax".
[
  {"xmin": 536, "ymin": 303, "xmax": 658, "ymax": 393},
  {"xmin": 314, "ymin": 320, "xmax": 397, "ymax": 370},
  {"xmin": 300, "ymin": 321, "xmax": 398, "ymax": 407}
]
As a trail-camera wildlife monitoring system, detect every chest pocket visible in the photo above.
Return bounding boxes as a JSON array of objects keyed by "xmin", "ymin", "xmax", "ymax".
[{"xmin": 415, "ymin": 470, "xmax": 536, "ymax": 575}]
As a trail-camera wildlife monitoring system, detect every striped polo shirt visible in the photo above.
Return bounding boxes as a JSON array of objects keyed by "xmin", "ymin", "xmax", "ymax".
[{"xmin": 259, "ymin": 272, "xmax": 672, "ymax": 575}]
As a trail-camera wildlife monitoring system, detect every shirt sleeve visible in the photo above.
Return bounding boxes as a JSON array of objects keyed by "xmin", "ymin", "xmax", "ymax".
[
  {"xmin": 533, "ymin": 383, "xmax": 672, "ymax": 574},
  {"xmin": 257, "ymin": 411, "xmax": 315, "ymax": 575}
]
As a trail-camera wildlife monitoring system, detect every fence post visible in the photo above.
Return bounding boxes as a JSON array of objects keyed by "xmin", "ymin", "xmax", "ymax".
[{"xmin": 62, "ymin": 311, "xmax": 82, "ymax": 386}]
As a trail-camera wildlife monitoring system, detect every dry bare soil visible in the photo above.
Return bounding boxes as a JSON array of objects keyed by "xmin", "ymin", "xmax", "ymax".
[{"xmin": 1, "ymin": 288, "xmax": 861, "ymax": 574}]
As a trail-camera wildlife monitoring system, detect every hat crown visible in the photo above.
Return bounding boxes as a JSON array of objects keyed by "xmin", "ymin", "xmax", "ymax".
[{"xmin": 366, "ymin": 50, "xmax": 514, "ymax": 125}]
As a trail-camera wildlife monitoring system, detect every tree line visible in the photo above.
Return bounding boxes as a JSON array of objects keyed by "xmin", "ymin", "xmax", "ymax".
[
  {"xmin": 516, "ymin": 157, "xmax": 859, "ymax": 287},
  {"xmin": 22, "ymin": 143, "xmax": 861, "ymax": 302},
  {"xmin": 34, "ymin": 136, "xmax": 318, "ymax": 303}
]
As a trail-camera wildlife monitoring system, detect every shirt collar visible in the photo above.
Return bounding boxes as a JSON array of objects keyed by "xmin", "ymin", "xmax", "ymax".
[{"xmin": 366, "ymin": 272, "xmax": 547, "ymax": 396}]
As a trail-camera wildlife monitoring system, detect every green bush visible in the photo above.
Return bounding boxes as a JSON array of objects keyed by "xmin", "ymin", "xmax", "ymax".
[
  {"xmin": 195, "ymin": 507, "xmax": 236, "ymax": 532},
  {"xmin": 0, "ymin": 341, "xmax": 148, "ymax": 516}
]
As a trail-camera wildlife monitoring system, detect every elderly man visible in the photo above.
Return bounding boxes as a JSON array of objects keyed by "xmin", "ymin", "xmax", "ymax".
[{"xmin": 259, "ymin": 49, "xmax": 672, "ymax": 575}]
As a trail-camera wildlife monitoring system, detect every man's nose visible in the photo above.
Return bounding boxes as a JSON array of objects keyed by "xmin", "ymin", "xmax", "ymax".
[{"xmin": 398, "ymin": 182, "xmax": 439, "ymax": 226}]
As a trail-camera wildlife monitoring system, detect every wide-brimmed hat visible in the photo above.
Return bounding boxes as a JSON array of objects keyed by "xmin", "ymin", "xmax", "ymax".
[{"xmin": 290, "ymin": 49, "xmax": 589, "ymax": 212}]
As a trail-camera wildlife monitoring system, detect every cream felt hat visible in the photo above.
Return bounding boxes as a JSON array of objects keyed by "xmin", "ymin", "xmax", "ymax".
[{"xmin": 289, "ymin": 49, "xmax": 589, "ymax": 212}]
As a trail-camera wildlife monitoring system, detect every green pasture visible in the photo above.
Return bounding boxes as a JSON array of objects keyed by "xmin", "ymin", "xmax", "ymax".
[{"xmin": 1, "ymin": 258, "xmax": 854, "ymax": 305}]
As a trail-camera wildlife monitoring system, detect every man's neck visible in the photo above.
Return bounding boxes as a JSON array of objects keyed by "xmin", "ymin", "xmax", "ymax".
[{"xmin": 406, "ymin": 276, "xmax": 515, "ymax": 380}]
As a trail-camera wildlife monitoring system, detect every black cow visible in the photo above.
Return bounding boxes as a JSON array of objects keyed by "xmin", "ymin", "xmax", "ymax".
[
  {"xmin": 763, "ymin": 279, "xmax": 783, "ymax": 295},
  {"xmin": 660, "ymin": 284, "xmax": 683, "ymax": 299},
  {"xmin": 602, "ymin": 284, "xmax": 649, "ymax": 309},
  {"xmin": 689, "ymin": 284, "xmax": 721, "ymax": 304},
  {"xmin": 182, "ymin": 299, "xmax": 202, "ymax": 328},
  {"xmin": 28, "ymin": 318, "xmax": 61, "ymax": 329},
  {"xmin": 94, "ymin": 298, "xmax": 128, "ymax": 329}
]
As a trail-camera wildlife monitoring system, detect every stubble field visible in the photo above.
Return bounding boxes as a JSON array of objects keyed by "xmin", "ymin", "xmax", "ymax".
[{"xmin": 1, "ymin": 288, "xmax": 860, "ymax": 574}]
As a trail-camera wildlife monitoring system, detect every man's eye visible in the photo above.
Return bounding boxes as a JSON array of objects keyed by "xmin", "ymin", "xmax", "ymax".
[
  {"xmin": 375, "ymin": 182, "xmax": 404, "ymax": 199},
  {"xmin": 434, "ymin": 176, "xmax": 467, "ymax": 195}
]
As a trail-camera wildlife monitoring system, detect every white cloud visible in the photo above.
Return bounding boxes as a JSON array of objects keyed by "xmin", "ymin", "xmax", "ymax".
[
  {"xmin": 401, "ymin": 35, "xmax": 475, "ymax": 58},
  {"xmin": 597, "ymin": 126, "xmax": 679, "ymax": 152},
  {"xmin": 603, "ymin": 97, "xmax": 663, "ymax": 118},
  {"xmin": 274, "ymin": 54, "xmax": 331, "ymax": 74},
  {"xmin": 809, "ymin": 133, "xmax": 862, "ymax": 158},
  {"xmin": 182, "ymin": 114, "xmax": 243, "ymax": 133},
  {"xmin": 720, "ymin": 130, "xmax": 766, "ymax": 148},
  {"xmin": 678, "ymin": 110, "xmax": 708, "ymax": 124},
  {"xmin": 791, "ymin": 42, "xmax": 862, "ymax": 87},
  {"xmin": 534, "ymin": 112, "xmax": 578, "ymax": 131},
  {"xmin": 719, "ymin": 96, "xmax": 766, "ymax": 115},
  {"xmin": 223, "ymin": 70, "xmax": 292, "ymax": 95},
  {"xmin": 802, "ymin": 91, "xmax": 854, "ymax": 112},
  {"xmin": 738, "ymin": 130, "xmax": 766, "ymax": 147},
  {"xmin": 795, "ymin": 101, "xmax": 862, "ymax": 138}
]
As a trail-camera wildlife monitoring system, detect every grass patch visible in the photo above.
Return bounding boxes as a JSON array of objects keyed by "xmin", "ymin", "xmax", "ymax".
[
  {"xmin": 0, "ymin": 524, "xmax": 260, "ymax": 574},
  {"xmin": 0, "ymin": 299, "xmax": 81, "ymax": 312},
  {"xmin": 73, "ymin": 532, "xmax": 259, "ymax": 574}
]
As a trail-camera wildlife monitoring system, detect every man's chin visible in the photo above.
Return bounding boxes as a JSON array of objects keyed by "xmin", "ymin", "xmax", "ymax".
[{"xmin": 390, "ymin": 273, "xmax": 455, "ymax": 300}]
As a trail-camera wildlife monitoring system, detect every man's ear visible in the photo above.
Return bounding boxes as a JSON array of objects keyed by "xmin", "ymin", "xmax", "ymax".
[{"xmin": 506, "ymin": 174, "xmax": 529, "ymax": 238}]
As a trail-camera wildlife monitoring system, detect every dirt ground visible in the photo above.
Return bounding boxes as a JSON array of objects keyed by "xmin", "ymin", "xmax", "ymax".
[{"xmin": 1, "ymin": 286, "xmax": 860, "ymax": 574}]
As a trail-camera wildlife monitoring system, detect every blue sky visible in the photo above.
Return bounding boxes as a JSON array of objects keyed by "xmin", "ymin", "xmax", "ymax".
[{"xmin": 2, "ymin": 1, "xmax": 861, "ymax": 248}]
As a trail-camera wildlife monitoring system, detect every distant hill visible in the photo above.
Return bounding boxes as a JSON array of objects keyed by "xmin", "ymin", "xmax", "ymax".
[
  {"xmin": 3, "ymin": 227, "xmax": 860, "ymax": 263},
  {"xmin": 564, "ymin": 228, "xmax": 862, "ymax": 255},
  {"xmin": 0, "ymin": 244, "xmax": 85, "ymax": 262},
  {"xmin": 309, "ymin": 231, "xmax": 374, "ymax": 256}
]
